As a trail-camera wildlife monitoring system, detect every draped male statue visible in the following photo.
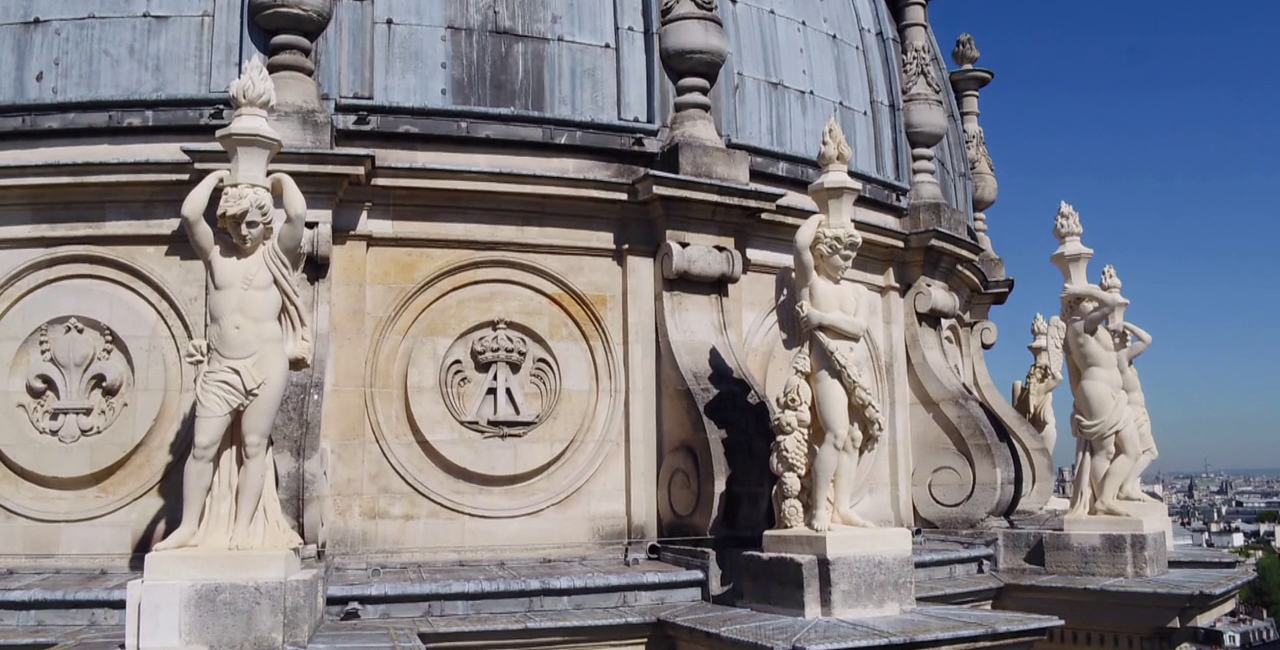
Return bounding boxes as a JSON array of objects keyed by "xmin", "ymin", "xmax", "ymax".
[{"xmin": 155, "ymin": 57, "xmax": 310, "ymax": 551}]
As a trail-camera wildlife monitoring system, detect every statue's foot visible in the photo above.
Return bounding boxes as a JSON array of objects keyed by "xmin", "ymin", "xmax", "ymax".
[
  {"xmin": 229, "ymin": 529, "xmax": 254, "ymax": 551},
  {"xmin": 1119, "ymin": 489, "xmax": 1159, "ymax": 504},
  {"xmin": 811, "ymin": 507, "xmax": 832, "ymax": 533},
  {"xmin": 1092, "ymin": 500, "xmax": 1132, "ymax": 517},
  {"xmin": 153, "ymin": 525, "xmax": 197, "ymax": 551},
  {"xmin": 834, "ymin": 508, "xmax": 874, "ymax": 528}
]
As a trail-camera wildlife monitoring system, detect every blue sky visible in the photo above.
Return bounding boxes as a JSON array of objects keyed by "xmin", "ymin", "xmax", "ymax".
[{"xmin": 928, "ymin": 2, "xmax": 1279, "ymax": 473}]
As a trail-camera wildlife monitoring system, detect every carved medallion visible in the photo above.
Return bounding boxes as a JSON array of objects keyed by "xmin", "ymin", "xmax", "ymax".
[
  {"xmin": 441, "ymin": 318, "xmax": 560, "ymax": 440},
  {"xmin": 19, "ymin": 317, "xmax": 131, "ymax": 444}
]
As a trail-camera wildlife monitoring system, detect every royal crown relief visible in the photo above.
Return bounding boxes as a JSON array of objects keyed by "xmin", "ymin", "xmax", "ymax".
[
  {"xmin": 19, "ymin": 316, "xmax": 132, "ymax": 444},
  {"xmin": 440, "ymin": 318, "xmax": 561, "ymax": 440}
]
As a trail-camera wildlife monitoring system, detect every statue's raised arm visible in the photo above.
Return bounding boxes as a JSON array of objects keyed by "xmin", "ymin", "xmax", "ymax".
[
  {"xmin": 180, "ymin": 169, "xmax": 230, "ymax": 261},
  {"xmin": 269, "ymin": 172, "xmax": 306, "ymax": 262}
]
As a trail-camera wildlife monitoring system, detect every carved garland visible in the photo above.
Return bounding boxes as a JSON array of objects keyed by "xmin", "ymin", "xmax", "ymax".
[{"xmin": 901, "ymin": 40, "xmax": 943, "ymax": 96}]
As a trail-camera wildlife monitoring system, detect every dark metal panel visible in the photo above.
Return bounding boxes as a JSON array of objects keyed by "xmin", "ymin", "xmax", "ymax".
[
  {"xmin": 373, "ymin": 23, "xmax": 450, "ymax": 107},
  {"xmin": 0, "ymin": 14, "xmax": 216, "ymax": 105},
  {"xmin": 614, "ymin": 0, "xmax": 651, "ymax": 123},
  {"xmin": 0, "ymin": 0, "xmax": 212, "ymax": 24},
  {"xmin": 209, "ymin": 0, "xmax": 243, "ymax": 93},
  {"xmin": 330, "ymin": 0, "xmax": 374, "ymax": 99}
]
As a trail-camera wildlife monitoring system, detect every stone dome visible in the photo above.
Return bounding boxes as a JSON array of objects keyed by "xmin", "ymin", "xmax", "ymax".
[{"xmin": 0, "ymin": 0, "xmax": 970, "ymax": 210}]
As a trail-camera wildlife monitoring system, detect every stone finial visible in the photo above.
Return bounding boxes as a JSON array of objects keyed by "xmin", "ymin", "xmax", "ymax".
[
  {"xmin": 1099, "ymin": 265, "xmax": 1123, "ymax": 293},
  {"xmin": 808, "ymin": 119, "xmax": 861, "ymax": 229},
  {"xmin": 228, "ymin": 56, "xmax": 277, "ymax": 113},
  {"xmin": 948, "ymin": 33, "xmax": 999, "ymax": 266},
  {"xmin": 1050, "ymin": 201, "xmax": 1094, "ymax": 288},
  {"xmin": 817, "ymin": 117, "xmax": 853, "ymax": 170},
  {"xmin": 217, "ymin": 56, "xmax": 283, "ymax": 190},
  {"xmin": 248, "ymin": 0, "xmax": 334, "ymax": 79},
  {"xmin": 658, "ymin": 0, "xmax": 729, "ymax": 147},
  {"xmin": 1030, "ymin": 313, "xmax": 1048, "ymax": 339},
  {"xmin": 896, "ymin": 0, "xmax": 948, "ymax": 203},
  {"xmin": 1053, "ymin": 201, "xmax": 1084, "ymax": 241},
  {"xmin": 952, "ymin": 33, "xmax": 980, "ymax": 69},
  {"xmin": 1100, "ymin": 265, "xmax": 1126, "ymax": 327}
]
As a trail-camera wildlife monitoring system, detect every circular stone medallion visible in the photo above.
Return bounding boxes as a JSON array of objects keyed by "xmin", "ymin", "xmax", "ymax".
[{"xmin": 367, "ymin": 257, "xmax": 619, "ymax": 517}]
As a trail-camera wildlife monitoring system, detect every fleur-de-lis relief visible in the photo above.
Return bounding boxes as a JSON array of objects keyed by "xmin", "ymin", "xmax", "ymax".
[
  {"xmin": 901, "ymin": 41, "xmax": 943, "ymax": 96},
  {"xmin": 21, "ymin": 317, "xmax": 130, "ymax": 444}
]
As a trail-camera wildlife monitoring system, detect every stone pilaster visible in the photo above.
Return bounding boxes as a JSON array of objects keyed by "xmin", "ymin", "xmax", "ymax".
[
  {"xmin": 896, "ymin": 0, "xmax": 948, "ymax": 204},
  {"xmin": 248, "ymin": 0, "xmax": 334, "ymax": 148},
  {"xmin": 657, "ymin": 0, "xmax": 748, "ymax": 184},
  {"xmin": 949, "ymin": 34, "xmax": 1002, "ymax": 276}
]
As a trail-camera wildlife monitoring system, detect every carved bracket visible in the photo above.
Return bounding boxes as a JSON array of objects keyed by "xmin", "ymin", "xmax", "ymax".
[
  {"xmin": 658, "ymin": 241, "xmax": 742, "ymax": 284},
  {"xmin": 905, "ymin": 278, "xmax": 1015, "ymax": 527}
]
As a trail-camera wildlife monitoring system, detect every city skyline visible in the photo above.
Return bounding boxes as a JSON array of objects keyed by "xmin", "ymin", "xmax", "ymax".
[{"xmin": 930, "ymin": 1, "xmax": 1280, "ymax": 473}]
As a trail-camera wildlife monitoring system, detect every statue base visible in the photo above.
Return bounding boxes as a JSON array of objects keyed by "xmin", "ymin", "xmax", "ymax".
[
  {"xmin": 125, "ymin": 549, "xmax": 323, "ymax": 650},
  {"xmin": 740, "ymin": 527, "xmax": 914, "ymax": 619},
  {"xmin": 1049, "ymin": 515, "xmax": 1168, "ymax": 578}
]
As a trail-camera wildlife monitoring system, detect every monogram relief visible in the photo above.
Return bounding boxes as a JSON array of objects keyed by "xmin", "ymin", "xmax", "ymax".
[
  {"xmin": 441, "ymin": 318, "xmax": 560, "ymax": 440},
  {"xmin": 19, "ymin": 316, "xmax": 131, "ymax": 444}
]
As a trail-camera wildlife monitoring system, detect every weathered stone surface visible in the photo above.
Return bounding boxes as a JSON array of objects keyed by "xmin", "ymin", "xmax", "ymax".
[
  {"xmin": 1043, "ymin": 530, "xmax": 1167, "ymax": 579},
  {"xmin": 739, "ymin": 545, "xmax": 915, "ymax": 619},
  {"xmin": 658, "ymin": 142, "xmax": 750, "ymax": 185}
]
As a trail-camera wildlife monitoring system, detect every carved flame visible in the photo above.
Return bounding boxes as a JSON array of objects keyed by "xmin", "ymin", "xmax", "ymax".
[
  {"xmin": 1099, "ymin": 264, "xmax": 1123, "ymax": 292},
  {"xmin": 228, "ymin": 56, "xmax": 276, "ymax": 111},
  {"xmin": 1053, "ymin": 201, "xmax": 1083, "ymax": 240},
  {"xmin": 817, "ymin": 116, "xmax": 852, "ymax": 169}
]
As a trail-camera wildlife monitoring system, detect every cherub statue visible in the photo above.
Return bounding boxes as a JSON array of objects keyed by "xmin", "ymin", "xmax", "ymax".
[
  {"xmin": 789, "ymin": 216, "xmax": 885, "ymax": 531},
  {"xmin": 1061, "ymin": 283, "xmax": 1142, "ymax": 517},
  {"xmin": 155, "ymin": 57, "xmax": 310, "ymax": 551},
  {"xmin": 1013, "ymin": 314, "xmax": 1066, "ymax": 454}
]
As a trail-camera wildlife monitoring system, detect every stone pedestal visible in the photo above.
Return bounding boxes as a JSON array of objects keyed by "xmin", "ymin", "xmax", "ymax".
[
  {"xmin": 1120, "ymin": 501, "xmax": 1174, "ymax": 548},
  {"xmin": 126, "ymin": 549, "xmax": 324, "ymax": 650},
  {"xmin": 658, "ymin": 142, "xmax": 750, "ymax": 185},
  {"xmin": 740, "ymin": 528, "xmax": 914, "ymax": 619},
  {"xmin": 1048, "ymin": 515, "xmax": 1168, "ymax": 578}
]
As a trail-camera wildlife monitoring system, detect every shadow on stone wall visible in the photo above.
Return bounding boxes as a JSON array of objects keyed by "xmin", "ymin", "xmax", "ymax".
[{"xmin": 703, "ymin": 347, "xmax": 774, "ymax": 599}]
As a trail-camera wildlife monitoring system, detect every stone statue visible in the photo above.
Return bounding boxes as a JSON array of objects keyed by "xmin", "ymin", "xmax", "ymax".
[
  {"xmin": 1012, "ymin": 314, "xmax": 1066, "ymax": 455},
  {"xmin": 1050, "ymin": 204, "xmax": 1144, "ymax": 518},
  {"xmin": 155, "ymin": 57, "xmax": 310, "ymax": 551},
  {"xmin": 769, "ymin": 118, "xmax": 885, "ymax": 532},
  {"xmin": 1102, "ymin": 266, "xmax": 1159, "ymax": 503}
]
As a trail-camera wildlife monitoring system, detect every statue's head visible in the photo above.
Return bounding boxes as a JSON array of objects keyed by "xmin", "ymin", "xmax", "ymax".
[
  {"xmin": 1110, "ymin": 327, "xmax": 1131, "ymax": 349},
  {"xmin": 216, "ymin": 185, "xmax": 275, "ymax": 254},
  {"xmin": 811, "ymin": 226, "xmax": 861, "ymax": 280},
  {"xmin": 1062, "ymin": 293, "xmax": 1097, "ymax": 319}
]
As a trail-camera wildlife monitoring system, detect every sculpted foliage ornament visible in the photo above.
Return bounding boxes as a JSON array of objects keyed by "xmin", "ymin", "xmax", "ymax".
[
  {"xmin": 21, "ymin": 317, "xmax": 129, "ymax": 444},
  {"xmin": 661, "ymin": 0, "xmax": 717, "ymax": 17},
  {"xmin": 442, "ymin": 319, "xmax": 561, "ymax": 440},
  {"xmin": 901, "ymin": 41, "xmax": 943, "ymax": 96},
  {"xmin": 964, "ymin": 125, "xmax": 994, "ymax": 173}
]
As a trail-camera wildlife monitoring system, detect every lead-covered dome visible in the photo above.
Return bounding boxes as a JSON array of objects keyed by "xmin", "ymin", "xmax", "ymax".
[{"xmin": 0, "ymin": 0, "xmax": 970, "ymax": 210}]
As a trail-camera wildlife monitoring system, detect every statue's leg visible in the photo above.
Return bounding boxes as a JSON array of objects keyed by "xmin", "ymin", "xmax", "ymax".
[
  {"xmin": 832, "ymin": 424, "xmax": 871, "ymax": 527},
  {"xmin": 154, "ymin": 413, "xmax": 233, "ymax": 551},
  {"xmin": 1119, "ymin": 420, "xmax": 1158, "ymax": 502},
  {"xmin": 1066, "ymin": 436, "xmax": 1091, "ymax": 517},
  {"xmin": 230, "ymin": 364, "xmax": 290, "ymax": 549},
  {"xmin": 810, "ymin": 376, "xmax": 849, "ymax": 533},
  {"xmin": 1094, "ymin": 423, "xmax": 1139, "ymax": 516}
]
